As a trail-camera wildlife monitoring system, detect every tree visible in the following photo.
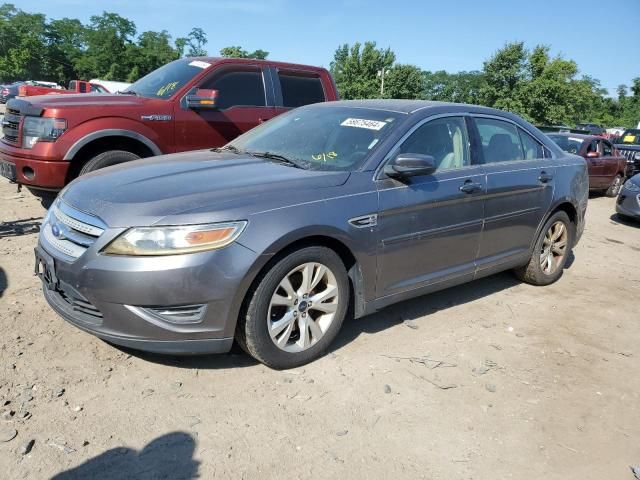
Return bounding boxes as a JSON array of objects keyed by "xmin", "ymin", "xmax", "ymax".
[
  {"xmin": 423, "ymin": 70, "xmax": 486, "ymax": 104},
  {"xmin": 219, "ymin": 46, "xmax": 268, "ymax": 59},
  {"xmin": 330, "ymin": 41, "xmax": 395, "ymax": 99},
  {"xmin": 480, "ymin": 41, "xmax": 528, "ymax": 115},
  {"xmin": 176, "ymin": 27, "xmax": 207, "ymax": 57},
  {"xmin": 383, "ymin": 64, "xmax": 423, "ymax": 99}
]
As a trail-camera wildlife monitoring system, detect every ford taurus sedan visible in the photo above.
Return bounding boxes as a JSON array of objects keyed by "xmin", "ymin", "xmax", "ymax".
[
  {"xmin": 616, "ymin": 173, "xmax": 640, "ymax": 221},
  {"xmin": 36, "ymin": 100, "xmax": 589, "ymax": 369}
]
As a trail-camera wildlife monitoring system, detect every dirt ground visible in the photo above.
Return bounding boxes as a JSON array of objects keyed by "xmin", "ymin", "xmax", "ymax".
[{"xmin": 0, "ymin": 177, "xmax": 639, "ymax": 480}]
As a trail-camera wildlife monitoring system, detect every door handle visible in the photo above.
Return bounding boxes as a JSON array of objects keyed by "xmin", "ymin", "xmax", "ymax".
[
  {"xmin": 538, "ymin": 172, "xmax": 553, "ymax": 183},
  {"xmin": 459, "ymin": 180, "xmax": 482, "ymax": 194}
]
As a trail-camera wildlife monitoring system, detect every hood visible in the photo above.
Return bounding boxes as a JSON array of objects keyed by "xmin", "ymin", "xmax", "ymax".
[
  {"xmin": 17, "ymin": 93, "xmax": 149, "ymax": 109},
  {"xmin": 61, "ymin": 150, "xmax": 350, "ymax": 228}
]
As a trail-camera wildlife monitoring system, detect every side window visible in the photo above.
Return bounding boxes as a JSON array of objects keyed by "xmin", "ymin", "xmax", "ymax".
[
  {"xmin": 518, "ymin": 128, "xmax": 544, "ymax": 159},
  {"xmin": 475, "ymin": 118, "xmax": 524, "ymax": 163},
  {"xmin": 602, "ymin": 141, "xmax": 612, "ymax": 156},
  {"xmin": 202, "ymin": 68, "xmax": 266, "ymax": 110},
  {"xmin": 278, "ymin": 71, "xmax": 325, "ymax": 108},
  {"xmin": 586, "ymin": 140, "xmax": 598, "ymax": 154},
  {"xmin": 397, "ymin": 116, "xmax": 470, "ymax": 171}
]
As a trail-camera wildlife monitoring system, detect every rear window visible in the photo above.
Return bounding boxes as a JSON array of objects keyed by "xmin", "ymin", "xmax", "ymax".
[
  {"xmin": 548, "ymin": 135, "xmax": 584, "ymax": 154},
  {"xmin": 278, "ymin": 71, "xmax": 325, "ymax": 108}
]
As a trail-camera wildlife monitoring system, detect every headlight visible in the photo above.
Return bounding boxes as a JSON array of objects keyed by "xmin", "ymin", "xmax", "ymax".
[
  {"xmin": 22, "ymin": 117, "xmax": 67, "ymax": 149},
  {"xmin": 103, "ymin": 221, "xmax": 247, "ymax": 256},
  {"xmin": 623, "ymin": 180, "xmax": 640, "ymax": 192}
]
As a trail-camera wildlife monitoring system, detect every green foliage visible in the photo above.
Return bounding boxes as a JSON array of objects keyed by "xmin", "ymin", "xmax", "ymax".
[
  {"xmin": 219, "ymin": 46, "xmax": 268, "ymax": 59},
  {"xmin": 330, "ymin": 41, "xmax": 395, "ymax": 99},
  {"xmin": 0, "ymin": 3, "xmax": 207, "ymax": 85}
]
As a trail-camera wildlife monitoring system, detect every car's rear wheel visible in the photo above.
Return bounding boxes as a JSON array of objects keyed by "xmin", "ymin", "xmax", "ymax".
[
  {"xmin": 513, "ymin": 211, "xmax": 574, "ymax": 286},
  {"xmin": 237, "ymin": 246, "xmax": 349, "ymax": 369},
  {"xmin": 79, "ymin": 150, "xmax": 140, "ymax": 175},
  {"xmin": 605, "ymin": 174, "xmax": 623, "ymax": 197}
]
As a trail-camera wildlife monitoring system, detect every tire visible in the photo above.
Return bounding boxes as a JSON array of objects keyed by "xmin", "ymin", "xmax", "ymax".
[
  {"xmin": 513, "ymin": 211, "xmax": 574, "ymax": 286},
  {"xmin": 605, "ymin": 174, "xmax": 623, "ymax": 197},
  {"xmin": 237, "ymin": 246, "xmax": 350, "ymax": 369},
  {"xmin": 79, "ymin": 150, "xmax": 140, "ymax": 175}
]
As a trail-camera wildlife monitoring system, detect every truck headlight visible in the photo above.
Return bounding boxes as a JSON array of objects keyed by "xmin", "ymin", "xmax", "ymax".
[
  {"xmin": 22, "ymin": 117, "xmax": 67, "ymax": 149},
  {"xmin": 103, "ymin": 221, "xmax": 247, "ymax": 256}
]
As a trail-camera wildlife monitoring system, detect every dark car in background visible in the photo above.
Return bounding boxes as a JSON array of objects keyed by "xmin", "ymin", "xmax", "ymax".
[
  {"xmin": 0, "ymin": 81, "xmax": 24, "ymax": 104},
  {"xmin": 35, "ymin": 100, "xmax": 588, "ymax": 368},
  {"xmin": 548, "ymin": 133, "xmax": 627, "ymax": 196},
  {"xmin": 575, "ymin": 123, "xmax": 605, "ymax": 136},
  {"xmin": 614, "ymin": 129, "xmax": 640, "ymax": 177},
  {"xmin": 616, "ymin": 173, "xmax": 640, "ymax": 221}
]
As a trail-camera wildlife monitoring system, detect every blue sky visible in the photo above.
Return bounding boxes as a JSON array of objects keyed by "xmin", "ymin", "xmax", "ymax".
[{"xmin": 19, "ymin": 0, "xmax": 640, "ymax": 95}]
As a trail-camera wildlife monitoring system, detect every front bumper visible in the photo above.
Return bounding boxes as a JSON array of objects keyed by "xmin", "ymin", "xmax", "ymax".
[
  {"xmin": 0, "ymin": 147, "xmax": 69, "ymax": 189},
  {"xmin": 36, "ymin": 231, "xmax": 260, "ymax": 354}
]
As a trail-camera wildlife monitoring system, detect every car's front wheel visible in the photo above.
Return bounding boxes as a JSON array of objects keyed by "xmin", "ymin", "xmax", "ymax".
[
  {"xmin": 514, "ymin": 211, "xmax": 574, "ymax": 286},
  {"xmin": 237, "ymin": 246, "xmax": 349, "ymax": 369}
]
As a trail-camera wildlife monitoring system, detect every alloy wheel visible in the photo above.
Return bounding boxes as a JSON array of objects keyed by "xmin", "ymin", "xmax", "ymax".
[
  {"xmin": 267, "ymin": 262, "xmax": 340, "ymax": 353},
  {"xmin": 539, "ymin": 221, "xmax": 568, "ymax": 275}
]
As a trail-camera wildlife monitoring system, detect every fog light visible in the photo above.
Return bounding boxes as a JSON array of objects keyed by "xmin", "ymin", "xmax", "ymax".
[
  {"xmin": 22, "ymin": 166, "xmax": 35, "ymax": 180},
  {"xmin": 126, "ymin": 304, "xmax": 207, "ymax": 324}
]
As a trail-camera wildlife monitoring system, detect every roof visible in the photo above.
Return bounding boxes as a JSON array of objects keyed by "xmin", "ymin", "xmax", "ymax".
[
  {"xmin": 314, "ymin": 99, "xmax": 512, "ymax": 115},
  {"xmin": 185, "ymin": 56, "xmax": 329, "ymax": 72}
]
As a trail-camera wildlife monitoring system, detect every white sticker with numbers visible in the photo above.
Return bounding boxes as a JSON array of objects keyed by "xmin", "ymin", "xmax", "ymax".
[
  {"xmin": 188, "ymin": 60, "xmax": 211, "ymax": 69},
  {"xmin": 341, "ymin": 118, "xmax": 387, "ymax": 130}
]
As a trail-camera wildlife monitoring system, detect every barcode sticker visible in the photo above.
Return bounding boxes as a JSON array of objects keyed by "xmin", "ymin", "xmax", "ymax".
[{"xmin": 341, "ymin": 118, "xmax": 387, "ymax": 130}]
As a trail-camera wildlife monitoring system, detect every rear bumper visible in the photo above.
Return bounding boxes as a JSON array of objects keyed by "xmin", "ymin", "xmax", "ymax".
[{"xmin": 0, "ymin": 148, "xmax": 69, "ymax": 189}]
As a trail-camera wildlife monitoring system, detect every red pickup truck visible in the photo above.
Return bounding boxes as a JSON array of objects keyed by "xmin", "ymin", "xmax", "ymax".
[
  {"xmin": 0, "ymin": 57, "xmax": 338, "ymax": 194},
  {"xmin": 18, "ymin": 80, "xmax": 111, "ymax": 97}
]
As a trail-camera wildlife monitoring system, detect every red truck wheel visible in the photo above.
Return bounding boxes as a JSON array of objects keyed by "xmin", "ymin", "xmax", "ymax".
[{"xmin": 79, "ymin": 150, "xmax": 140, "ymax": 175}]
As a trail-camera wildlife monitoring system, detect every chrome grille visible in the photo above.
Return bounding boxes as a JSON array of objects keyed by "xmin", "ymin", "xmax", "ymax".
[
  {"xmin": 42, "ymin": 200, "xmax": 106, "ymax": 260},
  {"xmin": 1, "ymin": 107, "xmax": 21, "ymax": 146}
]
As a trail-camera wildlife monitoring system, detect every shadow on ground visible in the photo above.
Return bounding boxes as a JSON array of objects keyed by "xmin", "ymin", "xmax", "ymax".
[
  {"xmin": 0, "ymin": 217, "xmax": 42, "ymax": 238},
  {"xmin": 0, "ymin": 267, "xmax": 6, "ymax": 298},
  {"xmin": 610, "ymin": 213, "xmax": 640, "ymax": 228},
  {"xmin": 51, "ymin": 432, "xmax": 199, "ymax": 480}
]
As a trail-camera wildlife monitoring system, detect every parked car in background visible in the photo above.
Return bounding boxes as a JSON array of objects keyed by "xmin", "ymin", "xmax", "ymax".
[
  {"xmin": 616, "ymin": 173, "xmax": 640, "ymax": 221},
  {"xmin": 0, "ymin": 57, "xmax": 338, "ymax": 196},
  {"xmin": 1, "ymin": 81, "xmax": 25, "ymax": 104},
  {"xmin": 18, "ymin": 80, "xmax": 111, "ymax": 97},
  {"xmin": 548, "ymin": 133, "xmax": 627, "ymax": 196},
  {"xmin": 35, "ymin": 100, "xmax": 588, "ymax": 368},
  {"xmin": 89, "ymin": 79, "xmax": 132, "ymax": 93},
  {"xmin": 614, "ymin": 129, "xmax": 640, "ymax": 177},
  {"xmin": 607, "ymin": 126, "xmax": 627, "ymax": 138},
  {"xmin": 575, "ymin": 123, "xmax": 606, "ymax": 136}
]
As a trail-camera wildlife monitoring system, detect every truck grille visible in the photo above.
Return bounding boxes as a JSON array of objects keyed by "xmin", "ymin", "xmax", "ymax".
[
  {"xmin": 42, "ymin": 200, "xmax": 106, "ymax": 260},
  {"xmin": 1, "ymin": 107, "xmax": 22, "ymax": 146}
]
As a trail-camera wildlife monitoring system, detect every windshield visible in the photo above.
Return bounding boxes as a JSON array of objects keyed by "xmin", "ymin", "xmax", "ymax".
[
  {"xmin": 123, "ymin": 58, "xmax": 212, "ymax": 99},
  {"xmin": 549, "ymin": 135, "xmax": 584, "ymax": 154},
  {"xmin": 227, "ymin": 105, "xmax": 403, "ymax": 171},
  {"xmin": 620, "ymin": 130, "xmax": 640, "ymax": 145}
]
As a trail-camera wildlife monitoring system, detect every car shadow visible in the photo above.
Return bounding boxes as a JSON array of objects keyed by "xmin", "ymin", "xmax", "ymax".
[
  {"xmin": 51, "ymin": 431, "xmax": 199, "ymax": 480},
  {"xmin": 610, "ymin": 213, "xmax": 640, "ymax": 227},
  {"xmin": 0, "ymin": 217, "xmax": 42, "ymax": 239}
]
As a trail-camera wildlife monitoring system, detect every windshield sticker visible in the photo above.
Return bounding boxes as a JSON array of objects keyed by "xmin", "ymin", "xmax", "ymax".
[
  {"xmin": 188, "ymin": 60, "xmax": 211, "ymax": 69},
  {"xmin": 156, "ymin": 81, "xmax": 179, "ymax": 97},
  {"xmin": 341, "ymin": 118, "xmax": 387, "ymax": 131},
  {"xmin": 623, "ymin": 135, "xmax": 636, "ymax": 143},
  {"xmin": 312, "ymin": 151, "xmax": 338, "ymax": 162}
]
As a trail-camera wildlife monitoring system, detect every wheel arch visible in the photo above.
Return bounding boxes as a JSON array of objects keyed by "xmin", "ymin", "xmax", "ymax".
[
  {"xmin": 229, "ymin": 233, "xmax": 367, "ymax": 339},
  {"xmin": 64, "ymin": 130, "xmax": 162, "ymax": 182}
]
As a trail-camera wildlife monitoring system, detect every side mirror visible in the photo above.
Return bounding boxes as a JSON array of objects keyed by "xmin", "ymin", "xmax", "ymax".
[
  {"xmin": 186, "ymin": 88, "xmax": 219, "ymax": 109},
  {"xmin": 384, "ymin": 153, "xmax": 437, "ymax": 179},
  {"xmin": 586, "ymin": 151, "xmax": 599, "ymax": 158}
]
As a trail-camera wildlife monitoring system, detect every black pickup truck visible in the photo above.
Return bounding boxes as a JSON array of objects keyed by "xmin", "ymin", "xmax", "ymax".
[{"xmin": 614, "ymin": 129, "xmax": 640, "ymax": 177}]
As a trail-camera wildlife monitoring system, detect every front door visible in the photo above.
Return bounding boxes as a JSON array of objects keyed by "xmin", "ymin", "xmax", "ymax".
[
  {"xmin": 173, "ymin": 65, "xmax": 276, "ymax": 152},
  {"xmin": 472, "ymin": 116, "xmax": 555, "ymax": 270},
  {"xmin": 376, "ymin": 115, "xmax": 485, "ymax": 299}
]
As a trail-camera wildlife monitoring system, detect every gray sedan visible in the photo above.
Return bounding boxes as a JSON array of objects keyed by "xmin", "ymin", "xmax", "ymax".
[
  {"xmin": 616, "ymin": 173, "xmax": 640, "ymax": 220},
  {"xmin": 36, "ymin": 100, "xmax": 588, "ymax": 368}
]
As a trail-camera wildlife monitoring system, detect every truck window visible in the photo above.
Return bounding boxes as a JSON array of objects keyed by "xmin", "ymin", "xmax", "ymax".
[
  {"xmin": 202, "ymin": 68, "xmax": 266, "ymax": 110},
  {"xmin": 278, "ymin": 71, "xmax": 325, "ymax": 108}
]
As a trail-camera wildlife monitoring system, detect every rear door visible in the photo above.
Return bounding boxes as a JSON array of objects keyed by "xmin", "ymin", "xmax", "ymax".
[
  {"xmin": 173, "ymin": 65, "xmax": 276, "ymax": 152},
  {"xmin": 271, "ymin": 68, "xmax": 328, "ymax": 117},
  {"xmin": 472, "ymin": 116, "xmax": 555, "ymax": 272},
  {"xmin": 600, "ymin": 139, "xmax": 623, "ymax": 184},
  {"xmin": 375, "ymin": 115, "xmax": 485, "ymax": 299}
]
